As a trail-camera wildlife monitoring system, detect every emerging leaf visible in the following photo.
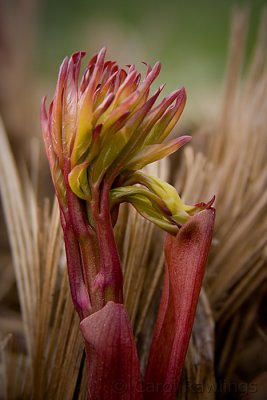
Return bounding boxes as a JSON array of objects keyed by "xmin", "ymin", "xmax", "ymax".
[
  {"xmin": 80, "ymin": 301, "xmax": 143, "ymax": 400},
  {"xmin": 144, "ymin": 208, "xmax": 215, "ymax": 400}
]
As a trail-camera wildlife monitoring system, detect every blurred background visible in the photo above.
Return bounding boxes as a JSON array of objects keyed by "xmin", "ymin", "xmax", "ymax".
[{"xmin": 0, "ymin": 0, "xmax": 266, "ymax": 160}]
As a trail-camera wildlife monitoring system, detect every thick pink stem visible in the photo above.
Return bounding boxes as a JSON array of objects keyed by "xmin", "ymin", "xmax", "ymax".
[{"xmin": 144, "ymin": 208, "xmax": 215, "ymax": 400}]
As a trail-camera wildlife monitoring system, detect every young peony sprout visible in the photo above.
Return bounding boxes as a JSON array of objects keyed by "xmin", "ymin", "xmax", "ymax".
[{"xmin": 41, "ymin": 48, "xmax": 215, "ymax": 399}]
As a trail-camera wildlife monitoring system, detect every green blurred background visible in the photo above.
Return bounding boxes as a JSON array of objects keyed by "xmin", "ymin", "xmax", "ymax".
[{"xmin": 37, "ymin": 0, "xmax": 266, "ymax": 119}]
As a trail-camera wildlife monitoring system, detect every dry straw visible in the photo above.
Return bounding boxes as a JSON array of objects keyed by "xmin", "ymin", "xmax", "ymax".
[{"xmin": 1, "ymin": 7, "xmax": 267, "ymax": 399}]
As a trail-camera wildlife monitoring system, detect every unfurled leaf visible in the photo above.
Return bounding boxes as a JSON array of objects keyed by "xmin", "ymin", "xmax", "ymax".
[
  {"xmin": 110, "ymin": 186, "xmax": 178, "ymax": 234},
  {"xmin": 123, "ymin": 136, "xmax": 191, "ymax": 171},
  {"xmin": 144, "ymin": 87, "xmax": 186, "ymax": 145},
  {"xmin": 140, "ymin": 89, "xmax": 183, "ymax": 140}
]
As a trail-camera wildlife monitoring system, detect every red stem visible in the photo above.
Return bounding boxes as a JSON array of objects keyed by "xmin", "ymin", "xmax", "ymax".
[
  {"xmin": 91, "ymin": 180, "xmax": 123, "ymax": 304},
  {"xmin": 60, "ymin": 162, "xmax": 124, "ymax": 399},
  {"xmin": 60, "ymin": 209, "xmax": 91, "ymax": 319}
]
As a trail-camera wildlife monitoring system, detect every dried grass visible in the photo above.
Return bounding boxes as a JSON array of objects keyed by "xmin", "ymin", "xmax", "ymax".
[{"xmin": 177, "ymin": 7, "xmax": 267, "ymax": 397}]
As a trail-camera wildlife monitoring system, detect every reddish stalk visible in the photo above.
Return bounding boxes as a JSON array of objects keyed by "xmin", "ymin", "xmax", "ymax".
[
  {"xmin": 91, "ymin": 180, "xmax": 123, "ymax": 305},
  {"xmin": 144, "ymin": 208, "xmax": 215, "ymax": 399}
]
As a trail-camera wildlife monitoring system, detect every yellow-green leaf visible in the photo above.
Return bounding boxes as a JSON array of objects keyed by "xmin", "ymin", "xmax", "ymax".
[{"xmin": 68, "ymin": 162, "xmax": 91, "ymax": 200}]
